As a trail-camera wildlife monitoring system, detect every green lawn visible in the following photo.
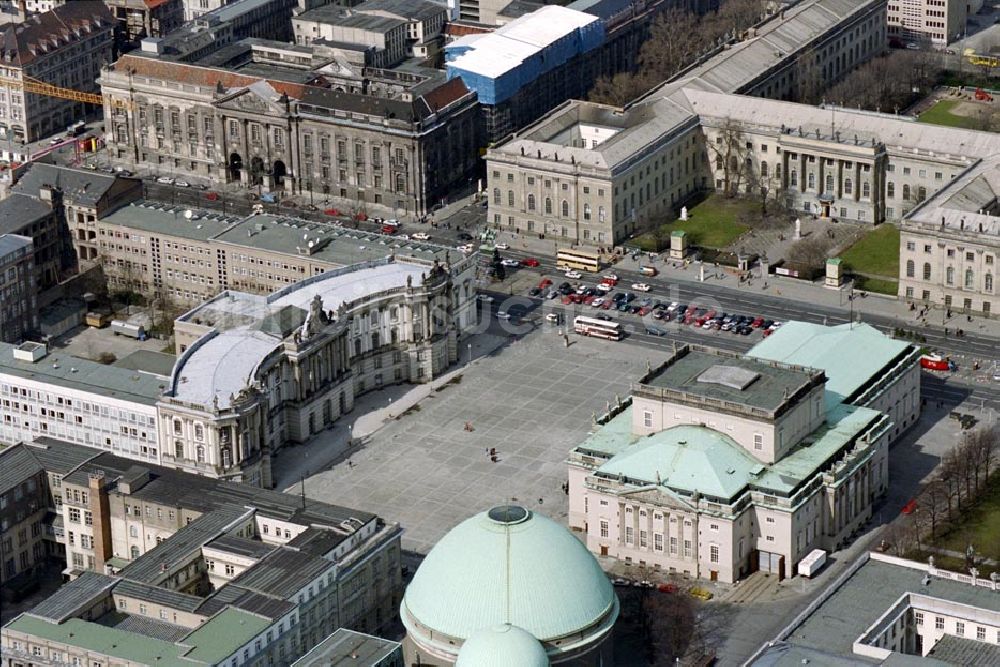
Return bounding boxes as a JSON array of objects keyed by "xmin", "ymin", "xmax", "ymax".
[
  {"xmin": 918, "ymin": 100, "xmax": 981, "ymax": 130},
  {"xmin": 936, "ymin": 475, "xmax": 1000, "ymax": 562},
  {"xmin": 840, "ymin": 224, "xmax": 900, "ymax": 279},
  {"xmin": 633, "ymin": 195, "xmax": 752, "ymax": 251},
  {"xmin": 853, "ymin": 275, "xmax": 899, "ymax": 296}
]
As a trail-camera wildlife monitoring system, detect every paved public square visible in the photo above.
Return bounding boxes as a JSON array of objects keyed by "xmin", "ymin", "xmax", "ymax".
[{"xmin": 297, "ymin": 325, "xmax": 656, "ymax": 554}]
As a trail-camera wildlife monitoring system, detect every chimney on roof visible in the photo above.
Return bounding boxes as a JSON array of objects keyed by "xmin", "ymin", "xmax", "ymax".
[
  {"xmin": 537, "ymin": 149, "xmax": 541, "ymax": 158},
  {"xmin": 520, "ymin": 146, "xmax": 525, "ymax": 156},
  {"xmin": 960, "ymin": 218, "xmax": 965, "ymax": 230}
]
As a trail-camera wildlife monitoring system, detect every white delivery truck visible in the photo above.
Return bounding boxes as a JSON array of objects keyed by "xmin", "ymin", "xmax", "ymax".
[
  {"xmin": 797, "ymin": 549, "xmax": 827, "ymax": 578},
  {"xmin": 111, "ymin": 320, "xmax": 147, "ymax": 340}
]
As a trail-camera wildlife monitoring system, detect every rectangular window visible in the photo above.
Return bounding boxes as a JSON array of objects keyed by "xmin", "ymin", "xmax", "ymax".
[
  {"xmin": 710, "ymin": 544, "xmax": 719, "ymax": 563},
  {"xmin": 935, "ymin": 617, "xmax": 944, "ymax": 630},
  {"xmin": 599, "ymin": 520, "xmax": 609, "ymax": 538},
  {"xmin": 753, "ymin": 433, "xmax": 763, "ymax": 450},
  {"xmin": 654, "ymin": 533, "xmax": 663, "ymax": 551},
  {"xmin": 642, "ymin": 410, "xmax": 653, "ymax": 428},
  {"xmin": 956, "ymin": 622, "xmax": 965, "ymax": 636},
  {"xmin": 915, "ymin": 612, "xmax": 923, "ymax": 626}
]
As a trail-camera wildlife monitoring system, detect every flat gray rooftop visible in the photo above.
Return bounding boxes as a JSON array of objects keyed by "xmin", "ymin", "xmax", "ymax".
[
  {"xmin": 788, "ymin": 557, "xmax": 1000, "ymax": 657},
  {"xmin": 216, "ymin": 216, "xmax": 456, "ymax": 266},
  {"xmin": 0, "ymin": 342, "xmax": 167, "ymax": 407},
  {"xmin": 927, "ymin": 634, "xmax": 1000, "ymax": 666},
  {"xmin": 100, "ymin": 202, "xmax": 242, "ymax": 242},
  {"xmin": 292, "ymin": 628, "xmax": 401, "ymax": 666},
  {"xmin": 640, "ymin": 346, "xmax": 821, "ymax": 414},
  {"xmin": 0, "ymin": 233, "xmax": 31, "ymax": 257}
]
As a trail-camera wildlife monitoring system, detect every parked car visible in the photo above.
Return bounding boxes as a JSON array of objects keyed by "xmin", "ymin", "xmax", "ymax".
[
  {"xmin": 156, "ymin": 176, "xmax": 174, "ymax": 185},
  {"xmin": 529, "ymin": 287, "xmax": 542, "ymax": 296},
  {"xmin": 174, "ymin": 180, "xmax": 190, "ymax": 188},
  {"xmin": 538, "ymin": 278, "xmax": 553, "ymax": 290},
  {"xmin": 565, "ymin": 270, "xmax": 583, "ymax": 279},
  {"xmin": 494, "ymin": 243, "xmax": 510, "ymax": 250},
  {"xmin": 522, "ymin": 258, "xmax": 540, "ymax": 267},
  {"xmin": 631, "ymin": 282, "xmax": 651, "ymax": 292},
  {"xmin": 501, "ymin": 259, "xmax": 521, "ymax": 267},
  {"xmin": 603, "ymin": 273, "xmax": 619, "ymax": 282},
  {"xmin": 411, "ymin": 232, "xmax": 431, "ymax": 240},
  {"xmin": 597, "ymin": 282, "xmax": 613, "ymax": 292},
  {"xmin": 324, "ymin": 208, "xmax": 341, "ymax": 216}
]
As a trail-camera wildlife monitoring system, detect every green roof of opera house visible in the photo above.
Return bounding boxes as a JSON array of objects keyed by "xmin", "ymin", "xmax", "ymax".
[
  {"xmin": 748, "ymin": 322, "xmax": 913, "ymax": 412},
  {"xmin": 580, "ymin": 404, "xmax": 886, "ymax": 500}
]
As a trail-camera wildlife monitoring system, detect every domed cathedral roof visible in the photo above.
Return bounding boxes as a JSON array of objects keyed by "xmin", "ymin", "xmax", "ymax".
[
  {"xmin": 455, "ymin": 624, "xmax": 550, "ymax": 667},
  {"xmin": 401, "ymin": 505, "xmax": 618, "ymax": 661}
]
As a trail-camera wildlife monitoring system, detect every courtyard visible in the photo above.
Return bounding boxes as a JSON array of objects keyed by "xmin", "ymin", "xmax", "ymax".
[{"xmin": 291, "ymin": 323, "xmax": 654, "ymax": 554}]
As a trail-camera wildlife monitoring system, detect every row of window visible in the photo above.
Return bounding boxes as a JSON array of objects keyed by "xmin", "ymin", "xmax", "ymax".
[{"xmin": 905, "ymin": 261, "xmax": 994, "ymax": 291}]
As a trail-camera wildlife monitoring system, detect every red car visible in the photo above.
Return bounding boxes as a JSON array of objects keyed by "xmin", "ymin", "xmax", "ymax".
[
  {"xmin": 638, "ymin": 306, "xmax": 651, "ymax": 316},
  {"xmin": 601, "ymin": 277, "xmax": 618, "ymax": 286},
  {"xmin": 583, "ymin": 295, "xmax": 596, "ymax": 305},
  {"xmin": 205, "ymin": 191, "xmax": 220, "ymax": 201},
  {"xmin": 601, "ymin": 300, "xmax": 613, "ymax": 310},
  {"xmin": 324, "ymin": 208, "xmax": 341, "ymax": 217},
  {"xmin": 752, "ymin": 317, "xmax": 765, "ymax": 328},
  {"xmin": 521, "ymin": 258, "xmax": 540, "ymax": 267},
  {"xmin": 562, "ymin": 296, "xmax": 575, "ymax": 305},
  {"xmin": 538, "ymin": 278, "xmax": 553, "ymax": 290}
]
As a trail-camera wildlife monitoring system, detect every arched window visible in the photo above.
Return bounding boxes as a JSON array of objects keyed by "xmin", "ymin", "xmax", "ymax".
[
  {"xmin": 965, "ymin": 268, "xmax": 975, "ymax": 288},
  {"xmin": 844, "ymin": 178, "xmax": 853, "ymax": 195},
  {"xmin": 825, "ymin": 173, "xmax": 834, "ymax": 192},
  {"xmin": 527, "ymin": 194, "xmax": 535, "ymax": 211},
  {"xmin": 507, "ymin": 190, "xmax": 514, "ymax": 207},
  {"xmin": 561, "ymin": 200, "xmax": 569, "ymax": 217},
  {"xmin": 987, "ymin": 273, "xmax": 994, "ymax": 292},
  {"xmin": 493, "ymin": 188, "xmax": 500, "ymax": 204},
  {"xmin": 917, "ymin": 186, "xmax": 927, "ymax": 202},
  {"xmin": 545, "ymin": 198, "xmax": 552, "ymax": 215},
  {"xmin": 906, "ymin": 260, "xmax": 915, "ymax": 278},
  {"xmin": 923, "ymin": 263, "xmax": 931, "ymax": 280},
  {"xmin": 902, "ymin": 185, "xmax": 911, "ymax": 201},
  {"xmin": 946, "ymin": 266, "xmax": 954, "ymax": 285},
  {"xmin": 760, "ymin": 161, "xmax": 768, "ymax": 178},
  {"xmin": 807, "ymin": 173, "xmax": 816, "ymax": 189},
  {"xmin": 862, "ymin": 181, "xmax": 871, "ymax": 198},
  {"xmin": 887, "ymin": 182, "xmax": 895, "ymax": 198},
  {"xmin": 196, "ymin": 446, "xmax": 205, "ymax": 463}
]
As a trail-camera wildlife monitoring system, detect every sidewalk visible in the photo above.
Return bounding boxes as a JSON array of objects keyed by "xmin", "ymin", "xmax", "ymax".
[
  {"xmin": 484, "ymin": 226, "xmax": 1000, "ymax": 341},
  {"xmin": 273, "ymin": 331, "xmax": 507, "ymax": 491}
]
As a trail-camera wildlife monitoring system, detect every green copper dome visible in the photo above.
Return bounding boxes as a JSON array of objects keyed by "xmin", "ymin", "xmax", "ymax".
[
  {"xmin": 401, "ymin": 505, "xmax": 618, "ymax": 644},
  {"xmin": 455, "ymin": 624, "xmax": 550, "ymax": 667}
]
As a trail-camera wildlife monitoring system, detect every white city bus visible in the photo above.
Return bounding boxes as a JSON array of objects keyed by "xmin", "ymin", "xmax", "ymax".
[
  {"xmin": 557, "ymin": 248, "xmax": 601, "ymax": 273},
  {"xmin": 574, "ymin": 315, "xmax": 623, "ymax": 340}
]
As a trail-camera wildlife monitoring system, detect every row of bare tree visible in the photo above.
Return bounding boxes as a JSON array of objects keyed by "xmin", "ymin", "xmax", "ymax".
[
  {"xmin": 815, "ymin": 50, "xmax": 939, "ymax": 112},
  {"xmin": 589, "ymin": 0, "xmax": 771, "ymax": 106},
  {"xmin": 883, "ymin": 425, "xmax": 1000, "ymax": 561}
]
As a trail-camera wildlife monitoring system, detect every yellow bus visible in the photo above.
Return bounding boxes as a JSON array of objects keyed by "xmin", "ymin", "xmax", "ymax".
[{"xmin": 556, "ymin": 248, "xmax": 601, "ymax": 273}]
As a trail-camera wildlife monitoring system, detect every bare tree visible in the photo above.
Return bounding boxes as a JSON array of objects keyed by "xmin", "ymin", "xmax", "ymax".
[
  {"xmin": 795, "ymin": 47, "xmax": 824, "ymax": 104},
  {"xmin": 919, "ymin": 480, "xmax": 949, "ymax": 540},
  {"xmin": 588, "ymin": 72, "xmax": 650, "ymax": 107},
  {"xmin": 787, "ymin": 236, "xmax": 832, "ymax": 269},
  {"xmin": 709, "ymin": 118, "xmax": 752, "ymax": 197},
  {"xmin": 938, "ymin": 449, "xmax": 964, "ymax": 519}
]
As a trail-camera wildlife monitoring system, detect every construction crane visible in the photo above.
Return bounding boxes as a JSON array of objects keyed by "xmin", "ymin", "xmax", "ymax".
[{"xmin": 0, "ymin": 74, "xmax": 105, "ymax": 106}]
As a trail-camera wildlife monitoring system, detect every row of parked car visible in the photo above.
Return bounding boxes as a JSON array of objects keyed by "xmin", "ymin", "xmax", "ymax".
[{"xmin": 655, "ymin": 305, "xmax": 782, "ymax": 336}]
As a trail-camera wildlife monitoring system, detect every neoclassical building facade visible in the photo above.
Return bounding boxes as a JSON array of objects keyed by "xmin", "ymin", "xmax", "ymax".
[
  {"xmin": 98, "ymin": 52, "xmax": 479, "ymax": 218},
  {"xmin": 159, "ymin": 256, "xmax": 477, "ymax": 487},
  {"xmin": 568, "ymin": 340, "xmax": 905, "ymax": 583}
]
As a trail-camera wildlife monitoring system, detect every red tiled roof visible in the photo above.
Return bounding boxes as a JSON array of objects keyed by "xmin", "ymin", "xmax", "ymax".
[
  {"xmin": 113, "ymin": 55, "xmax": 326, "ymax": 101},
  {"xmin": 422, "ymin": 77, "xmax": 472, "ymax": 112},
  {"xmin": 444, "ymin": 21, "xmax": 494, "ymax": 37},
  {"xmin": 0, "ymin": 1, "xmax": 113, "ymax": 68}
]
